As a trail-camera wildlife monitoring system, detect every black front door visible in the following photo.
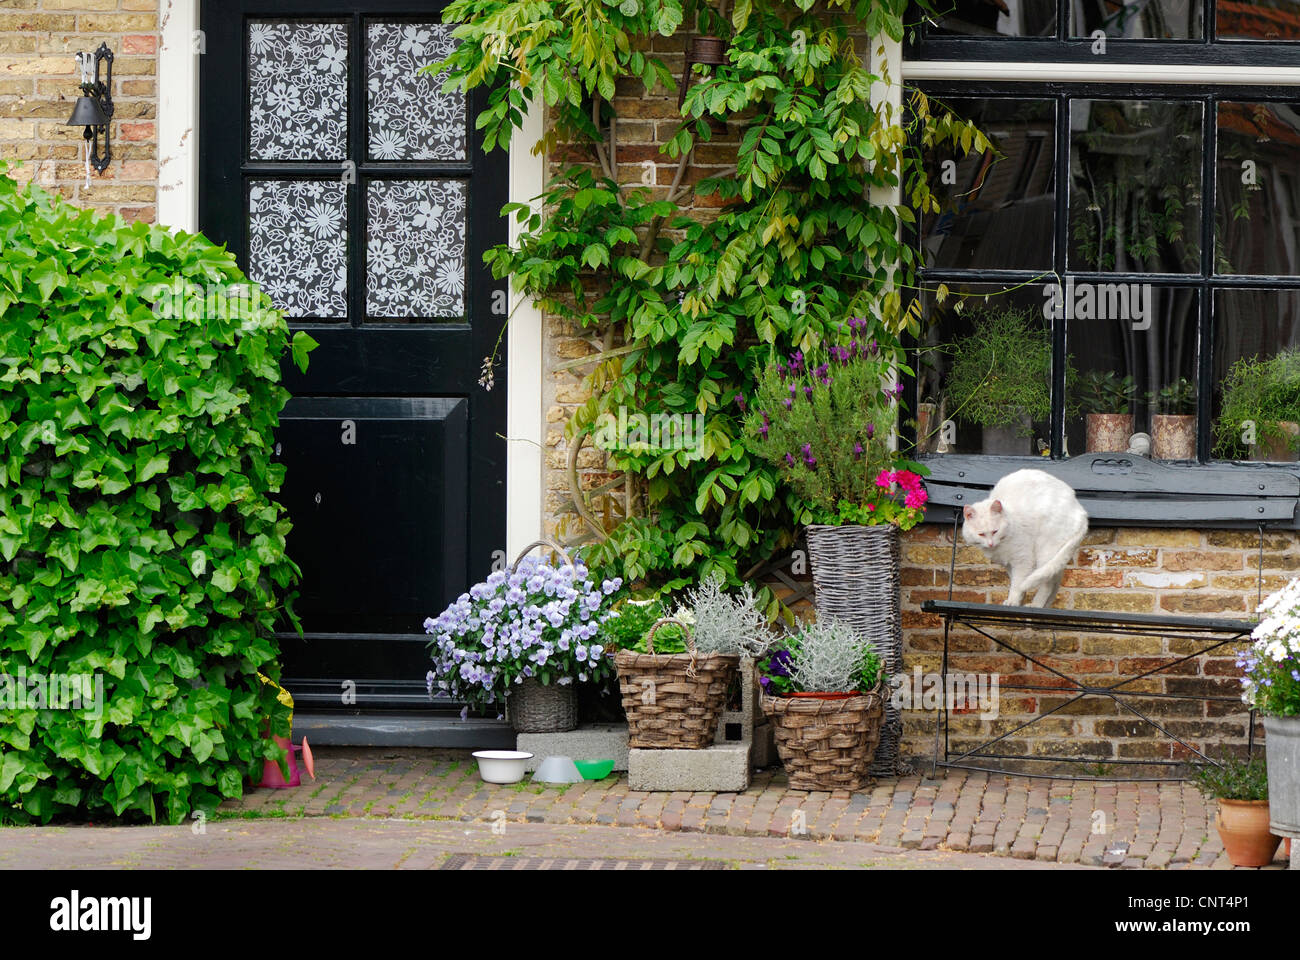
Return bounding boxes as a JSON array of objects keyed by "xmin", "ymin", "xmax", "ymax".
[{"xmin": 198, "ymin": 1, "xmax": 508, "ymax": 712}]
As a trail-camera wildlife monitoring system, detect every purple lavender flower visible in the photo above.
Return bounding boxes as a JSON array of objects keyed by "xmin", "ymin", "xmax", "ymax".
[
  {"xmin": 783, "ymin": 398, "xmax": 793, "ymax": 410},
  {"xmin": 735, "ymin": 391, "xmax": 747, "ymax": 412},
  {"xmin": 760, "ymin": 411, "xmax": 770, "ymax": 439},
  {"xmin": 803, "ymin": 384, "xmax": 813, "ymax": 400},
  {"xmin": 785, "ymin": 452, "xmax": 796, "ymax": 467},
  {"xmin": 866, "ymin": 423, "xmax": 875, "ymax": 439},
  {"xmin": 854, "ymin": 442, "xmax": 864, "ymax": 460},
  {"xmin": 801, "ymin": 443, "xmax": 817, "ymax": 469}
]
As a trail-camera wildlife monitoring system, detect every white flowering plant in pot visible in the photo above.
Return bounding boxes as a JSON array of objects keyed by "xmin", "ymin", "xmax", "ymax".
[
  {"xmin": 423, "ymin": 557, "xmax": 622, "ymax": 717},
  {"xmin": 1242, "ymin": 578, "xmax": 1300, "ymax": 840}
]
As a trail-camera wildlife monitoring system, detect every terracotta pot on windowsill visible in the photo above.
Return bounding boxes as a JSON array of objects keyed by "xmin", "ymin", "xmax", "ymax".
[
  {"xmin": 1151, "ymin": 414, "xmax": 1196, "ymax": 460},
  {"xmin": 1085, "ymin": 413, "xmax": 1133, "ymax": 453},
  {"xmin": 1248, "ymin": 421, "xmax": 1300, "ymax": 463},
  {"xmin": 1215, "ymin": 799, "xmax": 1282, "ymax": 867}
]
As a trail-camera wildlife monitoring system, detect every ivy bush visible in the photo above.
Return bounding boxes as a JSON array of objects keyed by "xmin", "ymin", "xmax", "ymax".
[
  {"xmin": 433, "ymin": 0, "xmax": 987, "ymax": 614},
  {"xmin": 0, "ymin": 167, "xmax": 313, "ymax": 824}
]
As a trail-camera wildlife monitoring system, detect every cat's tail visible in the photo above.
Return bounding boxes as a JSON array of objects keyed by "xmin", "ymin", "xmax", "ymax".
[{"xmin": 1021, "ymin": 509, "xmax": 1089, "ymax": 597}]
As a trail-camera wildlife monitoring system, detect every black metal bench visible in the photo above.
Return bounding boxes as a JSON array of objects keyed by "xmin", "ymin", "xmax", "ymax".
[{"xmin": 920, "ymin": 599, "xmax": 1257, "ymax": 780}]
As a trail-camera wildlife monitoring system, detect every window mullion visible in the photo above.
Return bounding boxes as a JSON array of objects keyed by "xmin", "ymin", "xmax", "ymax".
[
  {"xmin": 1198, "ymin": 94, "xmax": 1217, "ymax": 461},
  {"xmin": 1051, "ymin": 92, "xmax": 1070, "ymax": 458}
]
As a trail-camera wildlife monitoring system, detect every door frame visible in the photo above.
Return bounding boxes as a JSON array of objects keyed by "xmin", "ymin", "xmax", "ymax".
[{"xmin": 159, "ymin": 0, "xmax": 544, "ymax": 563}]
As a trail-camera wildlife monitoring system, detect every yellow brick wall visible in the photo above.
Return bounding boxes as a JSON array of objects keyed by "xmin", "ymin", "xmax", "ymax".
[{"xmin": 0, "ymin": 0, "xmax": 158, "ymax": 222}]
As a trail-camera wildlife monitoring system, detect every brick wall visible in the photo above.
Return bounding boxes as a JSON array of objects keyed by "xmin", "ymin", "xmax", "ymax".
[
  {"xmin": 0, "ymin": 0, "xmax": 158, "ymax": 223},
  {"xmin": 899, "ymin": 524, "xmax": 1274, "ymax": 770}
]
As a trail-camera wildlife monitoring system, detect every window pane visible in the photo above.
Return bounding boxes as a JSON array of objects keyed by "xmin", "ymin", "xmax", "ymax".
[
  {"xmin": 248, "ymin": 180, "xmax": 349, "ymax": 319},
  {"xmin": 1216, "ymin": 101, "xmax": 1300, "ymax": 275},
  {"xmin": 1070, "ymin": 0, "xmax": 1204, "ymax": 39},
  {"xmin": 914, "ymin": 283, "xmax": 1055, "ymax": 457},
  {"xmin": 1218, "ymin": 0, "xmax": 1300, "ymax": 40},
  {"xmin": 1063, "ymin": 284, "xmax": 1200, "ymax": 458},
  {"xmin": 366, "ymin": 179, "xmax": 468, "ymax": 320},
  {"xmin": 367, "ymin": 22, "xmax": 467, "ymax": 161},
  {"xmin": 1213, "ymin": 290, "xmax": 1300, "ymax": 460},
  {"xmin": 248, "ymin": 21, "xmax": 349, "ymax": 162},
  {"xmin": 929, "ymin": 0, "xmax": 1058, "ymax": 36},
  {"xmin": 1068, "ymin": 99, "xmax": 1203, "ymax": 274},
  {"xmin": 919, "ymin": 99, "xmax": 1056, "ymax": 271}
]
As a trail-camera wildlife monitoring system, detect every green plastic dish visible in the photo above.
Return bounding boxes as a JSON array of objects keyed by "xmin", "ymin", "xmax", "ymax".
[{"xmin": 574, "ymin": 759, "xmax": 615, "ymax": 781}]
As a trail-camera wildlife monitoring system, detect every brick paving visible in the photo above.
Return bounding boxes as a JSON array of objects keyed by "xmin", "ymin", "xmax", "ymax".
[{"xmin": 216, "ymin": 747, "xmax": 1292, "ymax": 869}]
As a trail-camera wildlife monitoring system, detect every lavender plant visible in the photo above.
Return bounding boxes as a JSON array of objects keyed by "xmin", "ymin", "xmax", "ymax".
[
  {"xmin": 424, "ymin": 558, "xmax": 622, "ymax": 715},
  {"xmin": 759, "ymin": 619, "xmax": 884, "ymax": 695}
]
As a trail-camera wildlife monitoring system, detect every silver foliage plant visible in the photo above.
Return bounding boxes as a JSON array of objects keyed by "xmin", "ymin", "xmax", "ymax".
[
  {"xmin": 786, "ymin": 619, "xmax": 878, "ymax": 694},
  {"xmin": 673, "ymin": 572, "xmax": 773, "ymax": 657}
]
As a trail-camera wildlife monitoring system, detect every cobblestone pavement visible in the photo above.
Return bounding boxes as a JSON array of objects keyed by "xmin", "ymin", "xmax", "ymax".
[
  {"xmin": 0, "ymin": 818, "xmax": 1091, "ymax": 870},
  {"xmin": 212, "ymin": 748, "xmax": 1290, "ymax": 870}
]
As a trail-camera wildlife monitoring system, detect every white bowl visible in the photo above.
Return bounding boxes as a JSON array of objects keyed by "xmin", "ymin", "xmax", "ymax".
[{"xmin": 473, "ymin": 750, "xmax": 534, "ymax": 784}]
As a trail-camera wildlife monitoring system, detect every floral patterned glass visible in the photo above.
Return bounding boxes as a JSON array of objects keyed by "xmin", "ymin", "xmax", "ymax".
[
  {"xmin": 367, "ymin": 22, "xmax": 466, "ymax": 161},
  {"xmin": 248, "ymin": 21, "xmax": 349, "ymax": 162},
  {"xmin": 366, "ymin": 179, "xmax": 468, "ymax": 320},
  {"xmin": 248, "ymin": 180, "xmax": 349, "ymax": 319}
]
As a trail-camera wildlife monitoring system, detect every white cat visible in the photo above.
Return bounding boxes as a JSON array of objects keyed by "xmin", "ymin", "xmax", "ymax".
[{"xmin": 961, "ymin": 469, "xmax": 1089, "ymax": 608}]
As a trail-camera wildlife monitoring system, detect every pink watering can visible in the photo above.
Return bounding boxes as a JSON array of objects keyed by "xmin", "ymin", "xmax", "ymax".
[
  {"xmin": 258, "ymin": 734, "xmax": 316, "ymax": 789},
  {"xmin": 255, "ymin": 673, "xmax": 316, "ymax": 789}
]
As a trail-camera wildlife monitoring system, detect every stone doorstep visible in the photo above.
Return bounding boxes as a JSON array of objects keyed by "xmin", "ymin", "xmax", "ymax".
[{"xmin": 628, "ymin": 742, "xmax": 751, "ymax": 793}]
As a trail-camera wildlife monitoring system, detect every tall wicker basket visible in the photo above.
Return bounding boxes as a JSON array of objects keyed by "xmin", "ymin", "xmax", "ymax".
[
  {"xmin": 762, "ymin": 683, "xmax": 885, "ymax": 791},
  {"xmin": 614, "ymin": 618, "xmax": 737, "ymax": 749},
  {"xmin": 804, "ymin": 523, "xmax": 903, "ymax": 775}
]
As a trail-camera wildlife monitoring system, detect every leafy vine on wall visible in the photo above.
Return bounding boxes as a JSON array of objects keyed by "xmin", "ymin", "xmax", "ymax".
[{"xmin": 430, "ymin": 0, "xmax": 989, "ymax": 616}]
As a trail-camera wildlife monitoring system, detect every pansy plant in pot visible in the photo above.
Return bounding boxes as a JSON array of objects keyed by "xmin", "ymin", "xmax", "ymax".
[
  {"xmin": 424, "ymin": 543, "xmax": 622, "ymax": 734},
  {"xmin": 1241, "ymin": 577, "xmax": 1300, "ymax": 841}
]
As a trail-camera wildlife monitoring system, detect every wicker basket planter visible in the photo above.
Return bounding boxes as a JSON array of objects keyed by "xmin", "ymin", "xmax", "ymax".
[
  {"xmin": 508, "ymin": 677, "xmax": 579, "ymax": 733},
  {"xmin": 614, "ymin": 618, "xmax": 737, "ymax": 749},
  {"xmin": 804, "ymin": 523, "xmax": 902, "ymax": 775},
  {"xmin": 762, "ymin": 682, "xmax": 885, "ymax": 791}
]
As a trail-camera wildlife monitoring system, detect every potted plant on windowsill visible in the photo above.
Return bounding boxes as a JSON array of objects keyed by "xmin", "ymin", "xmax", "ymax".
[
  {"xmin": 1242, "ymin": 578, "xmax": 1300, "ymax": 846},
  {"xmin": 1191, "ymin": 752, "xmax": 1280, "ymax": 868},
  {"xmin": 1147, "ymin": 377, "xmax": 1196, "ymax": 460},
  {"xmin": 743, "ymin": 316, "xmax": 924, "ymax": 774},
  {"xmin": 422, "ymin": 540, "xmax": 622, "ymax": 734},
  {"xmin": 1078, "ymin": 370, "xmax": 1136, "ymax": 453},
  {"xmin": 758, "ymin": 619, "xmax": 886, "ymax": 791},
  {"xmin": 943, "ymin": 307, "xmax": 1052, "ymax": 456},
  {"xmin": 1215, "ymin": 350, "xmax": 1300, "ymax": 463}
]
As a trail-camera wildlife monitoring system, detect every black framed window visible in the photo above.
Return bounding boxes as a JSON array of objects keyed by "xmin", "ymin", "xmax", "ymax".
[
  {"xmin": 911, "ymin": 0, "xmax": 1300, "ymax": 63},
  {"xmin": 912, "ymin": 83, "xmax": 1300, "ymax": 467}
]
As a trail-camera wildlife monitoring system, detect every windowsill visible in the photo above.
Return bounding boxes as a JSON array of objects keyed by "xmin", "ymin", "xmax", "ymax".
[{"xmin": 917, "ymin": 451, "xmax": 1300, "ymax": 528}]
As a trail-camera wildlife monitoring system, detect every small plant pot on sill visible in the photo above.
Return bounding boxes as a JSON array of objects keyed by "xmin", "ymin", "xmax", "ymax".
[
  {"xmin": 1249, "ymin": 421, "xmax": 1300, "ymax": 463},
  {"xmin": 981, "ymin": 416, "xmax": 1033, "ymax": 456},
  {"xmin": 1085, "ymin": 413, "xmax": 1133, "ymax": 454},
  {"xmin": 1215, "ymin": 798, "xmax": 1282, "ymax": 867},
  {"xmin": 1151, "ymin": 414, "xmax": 1196, "ymax": 460}
]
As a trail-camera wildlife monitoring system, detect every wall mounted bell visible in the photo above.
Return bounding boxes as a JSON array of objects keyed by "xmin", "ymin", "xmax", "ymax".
[{"xmin": 66, "ymin": 95, "xmax": 109, "ymax": 128}]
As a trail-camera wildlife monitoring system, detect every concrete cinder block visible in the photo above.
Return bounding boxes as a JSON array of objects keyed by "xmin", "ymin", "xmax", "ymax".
[
  {"xmin": 628, "ymin": 742, "xmax": 751, "ymax": 792},
  {"xmin": 715, "ymin": 655, "xmax": 761, "ymax": 747},
  {"xmin": 516, "ymin": 723, "xmax": 629, "ymax": 772}
]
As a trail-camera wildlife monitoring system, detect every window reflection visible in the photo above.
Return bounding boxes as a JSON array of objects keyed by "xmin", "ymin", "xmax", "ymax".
[
  {"xmin": 1218, "ymin": 0, "xmax": 1300, "ymax": 40},
  {"xmin": 930, "ymin": 0, "xmax": 1058, "ymax": 36},
  {"xmin": 920, "ymin": 99, "xmax": 1056, "ymax": 271},
  {"xmin": 1068, "ymin": 99, "xmax": 1203, "ymax": 274},
  {"xmin": 1070, "ymin": 0, "xmax": 1204, "ymax": 38},
  {"xmin": 1217, "ymin": 102, "xmax": 1300, "ymax": 275}
]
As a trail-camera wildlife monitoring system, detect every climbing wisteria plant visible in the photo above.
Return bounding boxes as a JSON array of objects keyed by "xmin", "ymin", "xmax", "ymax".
[{"xmin": 430, "ymin": 0, "xmax": 989, "ymax": 612}]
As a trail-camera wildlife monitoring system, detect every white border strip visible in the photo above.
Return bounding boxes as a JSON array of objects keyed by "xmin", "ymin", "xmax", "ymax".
[
  {"xmin": 504, "ymin": 101, "xmax": 547, "ymax": 557},
  {"xmin": 904, "ymin": 59, "xmax": 1300, "ymax": 85},
  {"xmin": 157, "ymin": 0, "xmax": 199, "ymax": 233}
]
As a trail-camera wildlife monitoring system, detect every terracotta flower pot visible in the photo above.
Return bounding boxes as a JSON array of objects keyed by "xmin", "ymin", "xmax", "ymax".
[
  {"xmin": 1151, "ymin": 414, "xmax": 1196, "ymax": 460},
  {"xmin": 1215, "ymin": 799, "xmax": 1282, "ymax": 867},
  {"xmin": 1085, "ymin": 413, "xmax": 1133, "ymax": 453},
  {"xmin": 1249, "ymin": 421, "xmax": 1300, "ymax": 462},
  {"xmin": 916, "ymin": 402, "xmax": 938, "ymax": 454}
]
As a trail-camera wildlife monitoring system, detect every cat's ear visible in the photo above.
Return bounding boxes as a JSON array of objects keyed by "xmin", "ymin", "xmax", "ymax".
[
  {"xmin": 963, "ymin": 505, "xmax": 974, "ymax": 520},
  {"xmin": 990, "ymin": 500, "xmax": 1003, "ymax": 515}
]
